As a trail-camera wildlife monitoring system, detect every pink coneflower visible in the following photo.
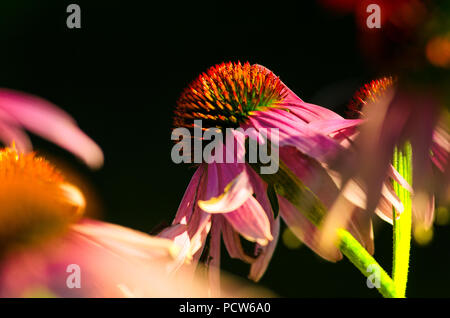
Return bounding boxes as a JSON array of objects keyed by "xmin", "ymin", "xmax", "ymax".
[
  {"xmin": 0, "ymin": 89, "xmax": 103, "ymax": 169},
  {"xmin": 0, "ymin": 147, "xmax": 267, "ymax": 298},
  {"xmin": 164, "ymin": 62, "xmax": 405, "ymax": 287},
  {"xmin": 334, "ymin": 78, "xmax": 449, "ymax": 229},
  {"xmin": 0, "ymin": 147, "xmax": 182, "ymax": 297}
]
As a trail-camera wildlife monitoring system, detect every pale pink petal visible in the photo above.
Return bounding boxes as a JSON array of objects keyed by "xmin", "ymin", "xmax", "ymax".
[
  {"xmin": 347, "ymin": 210, "xmax": 374, "ymax": 255},
  {"xmin": 388, "ymin": 164, "xmax": 413, "ymax": 193},
  {"xmin": 0, "ymin": 89, "xmax": 104, "ymax": 169},
  {"xmin": 198, "ymin": 170, "xmax": 252, "ymax": 214},
  {"xmin": 71, "ymin": 220, "xmax": 179, "ymax": 262},
  {"xmin": 158, "ymin": 224, "xmax": 191, "ymax": 272}
]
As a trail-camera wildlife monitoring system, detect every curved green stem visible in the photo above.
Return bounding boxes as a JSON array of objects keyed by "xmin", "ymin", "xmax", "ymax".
[
  {"xmin": 338, "ymin": 229, "xmax": 398, "ymax": 298},
  {"xmin": 392, "ymin": 143, "xmax": 413, "ymax": 298},
  {"xmin": 248, "ymin": 149, "xmax": 398, "ymax": 298}
]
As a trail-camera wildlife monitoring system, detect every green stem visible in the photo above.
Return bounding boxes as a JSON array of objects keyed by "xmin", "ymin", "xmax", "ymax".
[
  {"xmin": 338, "ymin": 229, "xmax": 398, "ymax": 298},
  {"xmin": 392, "ymin": 143, "xmax": 413, "ymax": 298},
  {"xmin": 247, "ymin": 146, "xmax": 397, "ymax": 298}
]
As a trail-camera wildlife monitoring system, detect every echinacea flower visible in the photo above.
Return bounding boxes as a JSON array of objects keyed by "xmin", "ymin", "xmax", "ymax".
[
  {"xmin": 331, "ymin": 78, "xmax": 449, "ymax": 230},
  {"xmin": 0, "ymin": 147, "xmax": 270, "ymax": 298},
  {"xmin": 0, "ymin": 89, "xmax": 103, "ymax": 169},
  {"xmin": 164, "ymin": 62, "xmax": 404, "ymax": 287},
  {"xmin": 0, "ymin": 147, "xmax": 210, "ymax": 297}
]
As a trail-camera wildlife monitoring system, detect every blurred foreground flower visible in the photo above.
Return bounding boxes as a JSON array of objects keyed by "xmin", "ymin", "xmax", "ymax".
[
  {"xmin": 165, "ymin": 62, "xmax": 404, "ymax": 291},
  {"xmin": 0, "ymin": 147, "xmax": 268, "ymax": 297},
  {"xmin": 330, "ymin": 78, "xmax": 449, "ymax": 231},
  {"xmin": 0, "ymin": 89, "xmax": 103, "ymax": 169}
]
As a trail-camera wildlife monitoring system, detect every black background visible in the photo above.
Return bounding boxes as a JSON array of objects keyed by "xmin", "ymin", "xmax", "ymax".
[{"xmin": 0, "ymin": 1, "xmax": 449, "ymax": 297}]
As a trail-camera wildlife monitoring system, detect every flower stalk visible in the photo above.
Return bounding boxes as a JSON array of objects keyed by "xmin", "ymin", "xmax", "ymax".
[
  {"xmin": 337, "ymin": 229, "xmax": 398, "ymax": 298},
  {"xmin": 392, "ymin": 143, "xmax": 413, "ymax": 297},
  {"xmin": 248, "ymin": 147, "xmax": 398, "ymax": 297}
]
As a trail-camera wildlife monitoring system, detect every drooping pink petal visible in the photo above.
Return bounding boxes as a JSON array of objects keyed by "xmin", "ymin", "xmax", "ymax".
[
  {"xmin": 0, "ymin": 89, "xmax": 104, "ymax": 169},
  {"xmin": 172, "ymin": 165, "xmax": 205, "ymax": 224},
  {"xmin": 222, "ymin": 219, "xmax": 255, "ymax": 264},
  {"xmin": 0, "ymin": 121, "xmax": 32, "ymax": 152},
  {"xmin": 71, "ymin": 220, "xmax": 179, "ymax": 262},
  {"xmin": 431, "ymin": 125, "xmax": 449, "ymax": 172},
  {"xmin": 278, "ymin": 196, "xmax": 342, "ymax": 262},
  {"xmin": 249, "ymin": 217, "xmax": 280, "ymax": 282},
  {"xmin": 223, "ymin": 196, "xmax": 273, "ymax": 246},
  {"xmin": 280, "ymin": 146, "xmax": 339, "ymax": 208},
  {"xmin": 388, "ymin": 164, "xmax": 413, "ymax": 193},
  {"xmin": 247, "ymin": 110, "xmax": 344, "ymax": 164},
  {"xmin": 254, "ymin": 64, "xmax": 343, "ymax": 122},
  {"xmin": 158, "ymin": 223, "xmax": 191, "ymax": 272},
  {"xmin": 308, "ymin": 118, "xmax": 363, "ymax": 136},
  {"xmin": 198, "ymin": 170, "xmax": 252, "ymax": 214},
  {"xmin": 346, "ymin": 209, "xmax": 374, "ymax": 255}
]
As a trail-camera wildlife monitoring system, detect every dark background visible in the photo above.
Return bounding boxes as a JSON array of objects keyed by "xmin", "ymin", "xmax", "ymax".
[{"xmin": 0, "ymin": 0, "xmax": 449, "ymax": 297}]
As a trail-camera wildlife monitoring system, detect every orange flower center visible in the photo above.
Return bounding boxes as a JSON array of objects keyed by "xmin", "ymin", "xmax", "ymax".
[
  {"xmin": 347, "ymin": 77, "xmax": 395, "ymax": 119},
  {"xmin": 174, "ymin": 61, "xmax": 287, "ymax": 130},
  {"xmin": 0, "ymin": 147, "xmax": 85, "ymax": 252}
]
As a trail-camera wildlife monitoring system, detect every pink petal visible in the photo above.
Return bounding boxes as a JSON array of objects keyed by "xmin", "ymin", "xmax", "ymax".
[
  {"xmin": 280, "ymin": 146, "xmax": 339, "ymax": 208},
  {"xmin": 346, "ymin": 210, "xmax": 374, "ymax": 255},
  {"xmin": 222, "ymin": 219, "xmax": 255, "ymax": 264},
  {"xmin": 249, "ymin": 217, "xmax": 280, "ymax": 282},
  {"xmin": 158, "ymin": 224, "xmax": 191, "ymax": 272},
  {"xmin": 172, "ymin": 165, "xmax": 205, "ymax": 224},
  {"xmin": 247, "ymin": 110, "xmax": 343, "ymax": 164},
  {"xmin": 308, "ymin": 118, "xmax": 363, "ymax": 136},
  {"xmin": 0, "ymin": 89, "xmax": 104, "ymax": 169},
  {"xmin": 224, "ymin": 196, "xmax": 273, "ymax": 246},
  {"xmin": 71, "ymin": 219, "xmax": 178, "ymax": 261},
  {"xmin": 0, "ymin": 121, "xmax": 32, "ymax": 152},
  {"xmin": 278, "ymin": 196, "xmax": 342, "ymax": 262},
  {"xmin": 198, "ymin": 170, "xmax": 252, "ymax": 214}
]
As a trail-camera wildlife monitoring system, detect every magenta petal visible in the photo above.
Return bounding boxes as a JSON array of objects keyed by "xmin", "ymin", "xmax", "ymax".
[
  {"xmin": 224, "ymin": 196, "xmax": 273, "ymax": 246},
  {"xmin": 0, "ymin": 121, "xmax": 32, "ymax": 152},
  {"xmin": 0, "ymin": 89, "xmax": 104, "ymax": 168},
  {"xmin": 249, "ymin": 217, "xmax": 280, "ymax": 282},
  {"xmin": 308, "ymin": 119, "xmax": 363, "ymax": 136},
  {"xmin": 173, "ymin": 165, "xmax": 205, "ymax": 224},
  {"xmin": 222, "ymin": 219, "xmax": 255, "ymax": 264},
  {"xmin": 280, "ymin": 146, "xmax": 339, "ymax": 208},
  {"xmin": 278, "ymin": 196, "xmax": 342, "ymax": 262},
  {"xmin": 248, "ymin": 111, "xmax": 343, "ymax": 163}
]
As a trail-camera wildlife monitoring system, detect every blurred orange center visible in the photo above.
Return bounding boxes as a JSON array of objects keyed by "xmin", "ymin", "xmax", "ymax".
[{"xmin": 0, "ymin": 147, "xmax": 85, "ymax": 251}]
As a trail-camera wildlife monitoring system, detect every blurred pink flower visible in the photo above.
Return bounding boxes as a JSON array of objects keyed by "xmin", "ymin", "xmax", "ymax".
[
  {"xmin": 164, "ymin": 62, "xmax": 404, "ymax": 288},
  {"xmin": 0, "ymin": 147, "xmax": 269, "ymax": 298},
  {"xmin": 0, "ymin": 89, "xmax": 103, "ymax": 169},
  {"xmin": 335, "ymin": 81, "xmax": 449, "ymax": 228},
  {"xmin": 0, "ymin": 147, "xmax": 182, "ymax": 297}
]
